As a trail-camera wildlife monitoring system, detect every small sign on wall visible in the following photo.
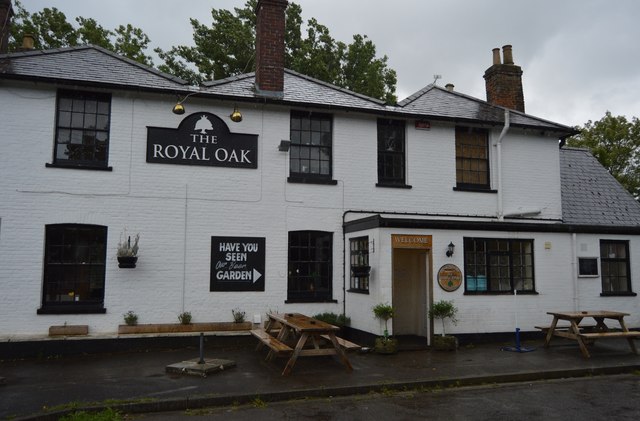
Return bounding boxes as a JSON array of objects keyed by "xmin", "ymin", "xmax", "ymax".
[
  {"xmin": 437, "ymin": 264, "xmax": 462, "ymax": 292},
  {"xmin": 211, "ymin": 236, "xmax": 265, "ymax": 291}
]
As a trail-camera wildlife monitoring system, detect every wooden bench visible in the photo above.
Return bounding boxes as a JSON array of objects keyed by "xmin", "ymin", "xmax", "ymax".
[
  {"xmin": 320, "ymin": 334, "xmax": 361, "ymax": 351},
  {"xmin": 535, "ymin": 325, "xmax": 596, "ymax": 333},
  {"xmin": 578, "ymin": 331, "xmax": 640, "ymax": 340},
  {"xmin": 251, "ymin": 328, "xmax": 293, "ymax": 355}
]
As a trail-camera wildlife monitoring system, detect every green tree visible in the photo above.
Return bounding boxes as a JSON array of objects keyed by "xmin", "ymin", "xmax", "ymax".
[
  {"xmin": 156, "ymin": 0, "xmax": 397, "ymax": 102},
  {"xmin": 565, "ymin": 111, "xmax": 640, "ymax": 199},
  {"xmin": 8, "ymin": 0, "xmax": 152, "ymax": 66}
]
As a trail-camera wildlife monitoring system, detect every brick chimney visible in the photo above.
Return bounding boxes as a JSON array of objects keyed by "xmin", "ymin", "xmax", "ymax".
[
  {"xmin": 254, "ymin": 0, "xmax": 287, "ymax": 98},
  {"xmin": 0, "ymin": 0, "xmax": 14, "ymax": 54},
  {"xmin": 483, "ymin": 45, "xmax": 525, "ymax": 113}
]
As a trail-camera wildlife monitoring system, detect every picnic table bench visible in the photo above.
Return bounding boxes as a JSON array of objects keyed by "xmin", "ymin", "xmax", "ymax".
[
  {"xmin": 252, "ymin": 313, "xmax": 359, "ymax": 375},
  {"xmin": 540, "ymin": 310, "xmax": 639, "ymax": 358}
]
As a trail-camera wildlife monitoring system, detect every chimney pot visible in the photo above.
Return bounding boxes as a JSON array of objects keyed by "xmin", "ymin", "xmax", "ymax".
[
  {"xmin": 21, "ymin": 34, "xmax": 34, "ymax": 50},
  {"xmin": 492, "ymin": 48, "xmax": 501, "ymax": 65},
  {"xmin": 445, "ymin": 83, "xmax": 454, "ymax": 92},
  {"xmin": 502, "ymin": 44, "xmax": 514, "ymax": 65},
  {"xmin": 483, "ymin": 44, "xmax": 525, "ymax": 112}
]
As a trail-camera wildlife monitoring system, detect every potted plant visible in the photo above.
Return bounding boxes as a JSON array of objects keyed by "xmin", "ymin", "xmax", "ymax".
[
  {"xmin": 117, "ymin": 232, "xmax": 140, "ymax": 268},
  {"xmin": 232, "ymin": 308, "xmax": 246, "ymax": 323},
  {"xmin": 428, "ymin": 299, "xmax": 459, "ymax": 351},
  {"xmin": 178, "ymin": 311, "xmax": 192, "ymax": 325},
  {"xmin": 373, "ymin": 302, "xmax": 398, "ymax": 354},
  {"xmin": 351, "ymin": 265, "xmax": 371, "ymax": 277},
  {"xmin": 123, "ymin": 310, "xmax": 138, "ymax": 326}
]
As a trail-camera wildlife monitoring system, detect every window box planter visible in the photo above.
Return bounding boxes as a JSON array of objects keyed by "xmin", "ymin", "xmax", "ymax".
[
  {"xmin": 117, "ymin": 321, "xmax": 252, "ymax": 334},
  {"xmin": 432, "ymin": 335, "xmax": 458, "ymax": 351},
  {"xmin": 374, "ymin": 337, "xmax": 398, "ymax": 354},
  {"xmin": 117, "ymin": 256, "xmax": 138, "ymax": 268},
  {"xmin": 49, "ymin": 324, "xmax": 89, "ymax": 336},
  {"xmin": 351, "ymin": 265, "xmax": 371, "ymax": 277}
]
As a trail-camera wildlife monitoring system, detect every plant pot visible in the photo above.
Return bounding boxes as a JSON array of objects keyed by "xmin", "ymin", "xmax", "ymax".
[
  {"xmin": 374, "ymin": 337, "xmax": 398, "ymax": 354},
  {"xmin": 432, "ymin": 335, "xmax": 458, "ymax": 351},
  {"xmin": 351, "ymin": 265, "xmax": 371, "ymax": 277},
  {"xmin": 118, "ymin": 256, "xmax": 138, "ymax": 268}
]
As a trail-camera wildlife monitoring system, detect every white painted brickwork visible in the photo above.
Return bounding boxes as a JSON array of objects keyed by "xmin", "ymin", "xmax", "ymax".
[{"xmin": 1, "ymin": 83, "xmax": 638, "ymax": 340}]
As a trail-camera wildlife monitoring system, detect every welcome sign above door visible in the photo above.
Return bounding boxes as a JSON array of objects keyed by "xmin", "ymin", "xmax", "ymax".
[{"xmin": 146, "ymin": 112, "xmax": 258, "ymax": 168}]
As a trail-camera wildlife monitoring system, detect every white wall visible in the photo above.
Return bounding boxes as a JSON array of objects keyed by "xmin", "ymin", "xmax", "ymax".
[{"xmin": 1, "ymin": 81, "xmax": 637, "ymax": 340}]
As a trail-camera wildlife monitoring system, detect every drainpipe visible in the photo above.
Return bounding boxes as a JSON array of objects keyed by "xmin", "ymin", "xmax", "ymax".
[
  {"xmin": 571, "ymin": 233, "xmax": 578, "ymax": 311},
  {"xmin": 496, "ymin": 109, "xmax": 510, "ymax": 221}
]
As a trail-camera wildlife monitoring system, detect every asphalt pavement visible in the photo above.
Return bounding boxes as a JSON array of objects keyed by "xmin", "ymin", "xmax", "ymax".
[{"xmin": 1, "ymin": 334, "xmax": 639, "ymax": 420}]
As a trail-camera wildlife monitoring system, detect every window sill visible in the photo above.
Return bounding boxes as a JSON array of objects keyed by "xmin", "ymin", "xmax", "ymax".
[
  {"xmin": 38, "ymin": 306, "xmax": 107, "ymax": 315},
  {"xmin": 347, "ymin": 289, "xmax": 369, "ymax": 294},
  {"xmin": 464, "ymin": 290, "xmax": 538, "ymax": 295},
  {"xmin": 376, "ymin": 183, "xmax": 412, "ymax": 189},
  {"xmin": 453, "ymin": 186, "xmax": 496, "ymax": 193},
  {"xmin": 600, "ymin": 291, "xmax": 637, "ymax": 297},
  {"xmin": 285, "ymin": 298, "xmax": 338, "ymax": 304},
  {"xmin": 287, "ymin": 177, "xmax": 338, "ymax": 185},
  {"xmin": 46, "ymin": 163, "xmax": 113, "ymax": 171}
]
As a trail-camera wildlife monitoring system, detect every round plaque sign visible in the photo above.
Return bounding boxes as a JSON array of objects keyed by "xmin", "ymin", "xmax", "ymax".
[{"xmin": 437, "ymin": 264, "xmax": 462, "ymax": 292}]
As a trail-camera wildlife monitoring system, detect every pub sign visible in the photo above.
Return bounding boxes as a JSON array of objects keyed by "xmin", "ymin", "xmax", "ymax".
[
  {"xmin": 147, "ymin": 112, "xmax": 258, "ymax": 168},
  {"xmin": 211, "ymin": 236, "xmax": 265, "ymax": 291}
]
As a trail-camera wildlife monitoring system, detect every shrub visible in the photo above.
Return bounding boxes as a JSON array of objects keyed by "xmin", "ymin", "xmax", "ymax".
[
  {"xmin": 312, "ymin": 312, "xmax": 351, "ymax": 327},
  {"xmin": 123, "ymin": 311, "xmax": 138, "ymax": 326},
  {"xmin": 178, "ymin": 311, "xmax": 192, "ymax": 325}
]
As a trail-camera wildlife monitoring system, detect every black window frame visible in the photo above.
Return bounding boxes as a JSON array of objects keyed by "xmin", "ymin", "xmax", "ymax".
[
  {"xmin": 600, "ymin": 240, "xmax": 635, "ymax": 296},
  {"xmin": 377, "ymin": 118, "xmax": 409, "ymax": 187},
  {"xmin": 38, "ymin": 224, "xmax": 108, "ymax": 314},
  {"xmin": 49, "ymin": 89, "xmax": 112, "ymax": 170},
  {"xmin": 349, "ymin": 236, "xmax": 370, "ymax": 293},
  {"xmin": 287, "ymin": 230, "xmax": 334, "ymax": 302},
  {"xmin": 577, "ymin": 257, "xmax": 599, "ymax": 277},
  {"xmin": 288, "ymin": 111, "xmax": 336, "ymax": 185},
  {"xmin": 455, "ymin": 126, "xmax": 491, "ymax": 191},
  {"xmin": 464, "ymin": 237, "xmax": 536, "ymax": 294}
]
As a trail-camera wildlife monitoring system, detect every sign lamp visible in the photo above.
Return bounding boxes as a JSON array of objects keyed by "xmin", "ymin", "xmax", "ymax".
[
  {"xmin": 229, "ymin": 105, "xmax": 243, "ymax": 122},
  {"xmin": 446, "ymin": 242, "xmax": 455, "ymax": 257}
]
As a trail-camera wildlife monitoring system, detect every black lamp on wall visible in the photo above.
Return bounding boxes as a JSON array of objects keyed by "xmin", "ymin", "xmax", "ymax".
[{"xmin": 446, "ymin": 242, "xmax": 455, "ymax": 257}]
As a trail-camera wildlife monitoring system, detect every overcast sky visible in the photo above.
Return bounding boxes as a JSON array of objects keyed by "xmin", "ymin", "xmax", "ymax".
[{"xmin": 20, "ymin": 0, "xmax": 640, "ymax": 127}]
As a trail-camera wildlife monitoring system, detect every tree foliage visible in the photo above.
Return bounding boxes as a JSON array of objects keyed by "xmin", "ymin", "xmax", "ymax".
[
  {"xmin": 156, "ymin": 0, "xmax": 397, "ymax": 103},
  {"xmin": 8, "ymin": 0, "xmax": 153, "ymax": 65},
  {"xmin": 565, "ymin": 111, "xmax": 640, "ymax": 199}
]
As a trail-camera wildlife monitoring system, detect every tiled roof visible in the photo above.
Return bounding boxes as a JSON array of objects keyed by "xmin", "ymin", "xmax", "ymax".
[
  {"xmin": 399, "ymin": 84, "xmax": 577, "ymax": 134},
  {"xmin": 560, "ymin": 147, "xmax": 640, "ymax": 226},
  {"xmin": 0, "ymin": 45, "xmax": 190, "ymax": 92},
  {"xmin": 204, "ymin": 70, "xmax": 575, "ymax": 135},
  {"xmin": 0, "ymin": 45, "xmax": 575, "ymax": 135},
  {"xmin": 202, "ymin": 69, "xmax": 391, "ymax": 113}
]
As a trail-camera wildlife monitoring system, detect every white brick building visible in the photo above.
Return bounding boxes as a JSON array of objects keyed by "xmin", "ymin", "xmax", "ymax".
[{"xmin": 1, "ymin": 0, "xmax": 638, "ymax": 343}]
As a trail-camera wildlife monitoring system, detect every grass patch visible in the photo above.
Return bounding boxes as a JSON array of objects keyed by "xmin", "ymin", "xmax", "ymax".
[{"xmin": 59, "ymin": 408, "xmax": 122, "ymax": 421}]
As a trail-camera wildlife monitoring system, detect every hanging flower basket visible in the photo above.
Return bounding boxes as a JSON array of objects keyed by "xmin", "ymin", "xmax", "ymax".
[
  {"xmin": 118, "ymin": 256, "xmax": 138, "ymax": 268},
  {"xmin": 351, "ymin": 265, "xmax": 371, "ymax": 277}
]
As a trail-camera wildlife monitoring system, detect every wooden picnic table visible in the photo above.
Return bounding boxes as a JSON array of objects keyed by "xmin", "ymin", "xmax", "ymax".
[
  {"xmin": 540, "ymin": 310, "xmax": 640, "ymax": 358},
  {"xmin": 251, "ymin": 313, "xmax": 358, "ymax": 375}
]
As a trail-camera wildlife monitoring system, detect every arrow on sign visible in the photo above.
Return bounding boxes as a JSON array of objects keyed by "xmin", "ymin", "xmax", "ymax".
[{"xmin": 253, "ymin": 269, "xmax": 262, "ymax": 283}]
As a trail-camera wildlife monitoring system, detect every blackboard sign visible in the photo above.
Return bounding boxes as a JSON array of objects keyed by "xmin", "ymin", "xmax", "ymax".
[
  {"xmin": 147, "ymin": 112, "xmax": 258, "ymax": 169},
  {"xmin": 211, "ymin": 236, "xmax": 265, "ymax": 291}
]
